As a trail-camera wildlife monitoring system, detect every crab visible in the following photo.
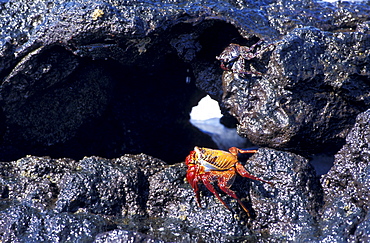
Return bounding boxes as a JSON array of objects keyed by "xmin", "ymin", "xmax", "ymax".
[
  {"xmin": 185, "ymin": 146, "xmax": 273, "ymax": 216},
  {"xmin": 216, "ymin": 39, "xmax": 272, "ymax": 76}
]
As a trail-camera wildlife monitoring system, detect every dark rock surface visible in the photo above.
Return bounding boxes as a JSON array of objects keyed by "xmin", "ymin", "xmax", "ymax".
[
  {"xmin": 0, "ymin": 0, "xmax": 370, "ymax": 242},
  {"xmin": 2, "ymin": 123, "xmax": 367, "ymax": 242},
  {"xmin": 0, "ymin": 204, "xmax": 115, "ymax": 242},
  {"xmin": 320, "ymin": 109, "xmax": 370, "ymax": 242},
  {"xmin": 222, "ymin": 26, "xmax": 370, "ymax": 152},
  {"xmin": 0, "ymin": 122, "xmax": 368, "ymax": 242},
  {"xmin": 0, "ymin": 149, "xmax": 321, "ymax": 242},
  {"xmin": 0, "ymin": 0, "xmax": 369, "ymax": 161},
  {"xmin": 94, "ymin": 229, "xmax": 165, "ymax": 243}
]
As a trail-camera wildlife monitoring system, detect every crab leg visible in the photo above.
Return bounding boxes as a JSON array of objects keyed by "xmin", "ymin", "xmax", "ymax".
[
  {"xmin": 192, "ymin": 181, "xmax": 202, "ymax": 208},
  {"xmin": 185, "ymin": 146, "xmax": 273, "ymax": 216},
  {"xmin": 217, "ymin": 171, "xmax": 251, "ymax": 216},
  {"xmin": 228, "ymin": 147, "xmax": 257, "ymax": 156},
  {"xmin": 200, "ymin": 173, "xmax": 232, "ymax": 211},
  {"xmin": 236, "ymin": 163, "xmax": 273, "ymax": 185}
]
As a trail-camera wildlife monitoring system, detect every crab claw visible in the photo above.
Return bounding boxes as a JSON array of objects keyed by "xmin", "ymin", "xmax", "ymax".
[
  {"xmin": 185, "ymin": 150, "xmax": 196, "ymax": 166},
  {"xmin": 186, "ymin": 164, "xmax": 203, "ymax": 208},
  {"xmin": 185, "ymin": 150, "xmax": 204, "ymax": 207}
]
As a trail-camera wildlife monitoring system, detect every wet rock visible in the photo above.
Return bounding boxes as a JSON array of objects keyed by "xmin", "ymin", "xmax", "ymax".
[
  {"xmin": 0, "ymin": 203, "xmax": 115, "ymax": 242},
  {"xmin": 265, "ymin": 1, "xmax": 370, "ymax": 34},
  {"xmin": 1, "ymin": 0, "xmax": 369, "ymax": 162},
  {"xmin": 0, "ymin": 148, "xmax": 322, "ymax": 242},
  {"xmin": 0, "ymin": 154, "xmax": 163, "ymax": 242},
  {"xmin": 54, "ymin": 155, "xmax": 166, "ymax": 216},
  {"xmin": 0, "ymin": 116, "xmax": 368, "ymax": 242},
  {"xmin": 0, "ymin": 0, "xmax": 369, "ymax": 242},
  {"xmin": 145, "ymin": 162, "xmax": 252, "ymax": 242},
  {"xmin": 222, "ymin": 26, "xmax": 370, "ymax": 152},
  {"xmin": 245, "ymin": 148, "xmax": 322, "ymax": 241},
  {"xmin": 94, "ymin": 229, "xmax": 164, "ymax": 243},
  {"xmin": 320, "ymin": 109, "xmax": 370, "ymax": 242},
  {"xmin": 1, "ymin": 114, "xmax": 367, "ymax": 242},
  {"xmin": 145, "ymin": 148, "xmax": 321, "ymax": 242},
  {"xmin": 0, "ymin": 156, "xmax": 78, "ymax": 211}
]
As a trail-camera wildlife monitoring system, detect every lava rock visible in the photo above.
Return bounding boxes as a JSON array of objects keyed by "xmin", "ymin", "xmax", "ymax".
[
  {"xmin": 94, "ymin": 229, "xmax": 164, "ymax": 243},
  {"xmin": 1, "ymin": 0, "xmax": 369, "ymax": 162},
  {"xmin": 222, "ymin": 26, "xmax": 370, "ymax": 152},
  {"xmin": 0, "ymin": 124, "xmax": 368, "ymax": 242},
  {"xmin": 0, "ymin": 154, "xmax": 164, "ymax": 242},
  {"xmin": 0, "ymin": 148, "xmax": 322, "ymax": 242},
  {"xmin": 0, "ymin": 203, "xmax": 115, "ymax": 242},
  {"xmin": 246, "ymin": 148, "xmax": 322, "ymax": 241},
  {"xmin": 145, "ymin": 148, "xmax": 321, "ymax": 242},
  {"xmin": 320, "ymin": 109, "xmax": 370, "ymax": 242},
  {"xmin": 0, "ymin": 0, "xmax": 370, "ymax": 242}
]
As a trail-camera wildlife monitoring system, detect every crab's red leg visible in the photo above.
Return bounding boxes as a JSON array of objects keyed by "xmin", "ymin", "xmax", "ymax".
[
  {"xmin": 236, "ymin": 163, "xmax": 273, "ymax": 185},
  {"xmin": 191, "ymin": 180, "xmax": 202, "ymax": 208},
  {"xmin": 229, "ymin": 147, "xmax": 257, "ymax": 156},
  {"xmin": 217, "ymin": 171, "xmax": 251, "ymax": 216},
  {"xmin": 195, "ymin": 188, "xmax": 203, "ymax": 208},
  {"xmin": 200, "ymin": 173, "xmax": 231, "ymax": 211}
]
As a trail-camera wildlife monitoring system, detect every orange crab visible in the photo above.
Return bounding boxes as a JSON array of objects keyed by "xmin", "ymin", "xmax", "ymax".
[{"xmin": 185, "ymin": 146, "xmax": 273, "ymax": 216}]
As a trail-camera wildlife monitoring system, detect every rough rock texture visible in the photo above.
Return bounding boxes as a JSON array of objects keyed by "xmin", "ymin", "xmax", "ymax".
[
  {"xmin": 0, "ymin": 0, "xmax": 370, "ymax": 161},
  {"xmin": 0, "ymin": 204, "xmax": 115, "ymax": 242},
  {"xmin": 0, "ymin": 114, "xmax": 369, "ymax": 241},
  {"xmin": 0, "ymin": 149, "xmax": 321, "ymax": 242},
  {"xmin": 0, "ymin": 154, "xmax": 162, "ymax": 242},
  {"xmin": 222, "ymin": 27, "xmax": 370, "ymax": 152},
  {"xmin": 0, "ymin": 0, "xmax": 370, "ymax": 242},
  {"xmin": 94, "ymin": 229, "xmax": 165, "ymax": 243},
  {"xmin": 320, "ymin": 109, "xmax": 370, "ymax": 242}
]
